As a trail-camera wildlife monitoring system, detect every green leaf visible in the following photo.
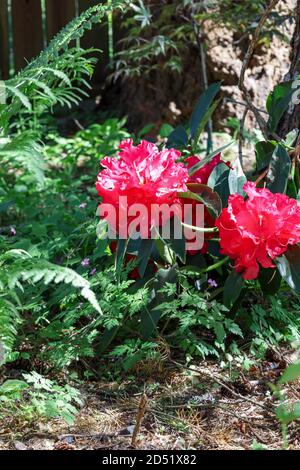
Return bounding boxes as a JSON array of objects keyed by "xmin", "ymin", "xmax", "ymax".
[
  {"xmin": 179, "ymin": 185, "xmax": 222, "ymax": 218},
  {"xmin": 286, "ymin": 177, "xmax": 298, "ymax": 199},
  {"xmin": 190, "ymin": 82, "xmax": 221, "ymax": 139},
  {"xmin": 192, "ymin": 98, "xmax": 221, "ymax": 152},
  {"xmin": 138, "ymin": 239, "xmax": 155, "ymax": 277},
  {"xmin": 160, "ymin": 216, "xmax": 186, "ymax": 263},
  {"xmin": 255, "ymin": 141, "xmax": 277, "ymax": 172},
  {"xmin": 284, "ymin": 129, "xmax": 298, "ymax": 148},
  {"xmin": 0, "ymin": 200, "xmax": 15, "ymax": 213},
  {"xmin": 267, "ymin": 80, "xmax": 299, "ymax": 133},
  {"xmin": 168, "ymin": 232, "xmax": 186, "ymax": 264},
  {"xmin": 0, "ymin": 380, "xmax": 29, "ymax": 397},
  {"xmin": 214, "ymin": 322, "xmax": 226, "ymax": 344},
  {"xmin": 167, "ymin": 125, "xmax": 188, "ymax": 148},
  {"xmin": 115, "ymin": 239, "xmax": 128, "ymax": 281},
  {"xmin": 96, "ymin": 326, "xmax": 119, "ymax": 355},
  {"xmin": 188, "ymin": 141, "xmax": 235, "ymax": 176},
  {"xmin": 276, "ymin": 245, "xmax": 300, "ymax": 294},
  {"xmin": 266, "ymin": 144, "xmax": 291, "ymax": 194},
  {"xmin": 140, "ymin": 266, "xmax": 178, "ymax": 339},
  {"xmin": 207, "ymin": 163, "xmax": 230, "ymax": 207},
  {"xmin": 280, "ymin": 361, "xmax": 300, "ymax": 384},
  {"xmin": 258, "ymin": 268, "xmax": 281, "ymax": 296},
  {"xmin": 5, "ymin": 85, "xmax": 32, "ymax": 111},
  {"xmin": 276, "ymin": 402, "xmax": 300, "ymax": 425},
  {"xmin": 159, "ymin": 123, "xmax": 174, "ymax": 138},
  {"xmin": 223, "ymin": 271, "xmax": 244, "ymax": 308}
]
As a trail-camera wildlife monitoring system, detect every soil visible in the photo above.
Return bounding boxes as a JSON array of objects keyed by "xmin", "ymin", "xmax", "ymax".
[{"xmin": 1, "ymin": 347, "xmax": 299, "ymax": 451}]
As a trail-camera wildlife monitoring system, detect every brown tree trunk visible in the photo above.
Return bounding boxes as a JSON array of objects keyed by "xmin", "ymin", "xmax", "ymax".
[{"xmin": 278, "ymin": 0, "xmax": 300, "ymax": 137}]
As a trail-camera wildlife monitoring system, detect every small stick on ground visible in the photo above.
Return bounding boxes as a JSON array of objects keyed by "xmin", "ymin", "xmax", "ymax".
[
  {"xmin": 131, "ymin": 392, "xmax": 148, "ymax": 447},
  {"xmin": 170, "ymin": 359, "xmax": 274, "ymax": 415}
]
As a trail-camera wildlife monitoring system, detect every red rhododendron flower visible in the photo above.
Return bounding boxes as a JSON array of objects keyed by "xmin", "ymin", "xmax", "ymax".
[
  {"xmin": 96, "ymin": 139, "xmax": 188, "ymax": 235},
  {"xmin": 186, "ymin": 153, "xmax": 229, "ymax": 185},
  {"xmin": 216, "ymin": 182, "xmax": 300, "ymax": 280}
]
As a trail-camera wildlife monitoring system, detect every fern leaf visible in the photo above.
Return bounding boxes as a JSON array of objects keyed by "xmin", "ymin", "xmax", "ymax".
[
  {"xmin": 4, "ymin": 85, "xmax": 32, "ymax": 111},
  {"xmin": 10, "ymin": 261, "xmax": 103, "ymax": 315}
]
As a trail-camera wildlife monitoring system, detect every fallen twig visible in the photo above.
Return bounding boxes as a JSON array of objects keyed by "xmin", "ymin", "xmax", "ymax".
[
  {"xmin": 170, "ymin": 359, "xmax": 275, "ymax": 415},
  {"xmin": 131, "ymin": 392, "xmax": 148, "ymax": 447}
]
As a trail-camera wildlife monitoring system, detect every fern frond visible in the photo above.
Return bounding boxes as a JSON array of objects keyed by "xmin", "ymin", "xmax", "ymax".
[
  {"xmin": 0, "ymin": 133, "xmax": 45, "ymax": 186},
  {"xmin": 25, "ymin": 1, "xmax": 127, "ymax": 71},
  {"xmin": 4, "ymin": 85, "xmax": 32, "ymax": 111},
  {"xmin": 0, "ymin": 298, "xmax": 21, "ymax": 365},
  {"xmin": 0, "ymin": 1, "xmax": 128, "ymax": 129},
  {"xmin": 8, "ymin": 261, "xmax": 102, "ymax": 315}
]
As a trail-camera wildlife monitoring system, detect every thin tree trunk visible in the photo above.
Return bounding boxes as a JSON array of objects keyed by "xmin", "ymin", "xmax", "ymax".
[{"xmin": 278, "ymin": 0, "xmax": 300, "ymax": 137}]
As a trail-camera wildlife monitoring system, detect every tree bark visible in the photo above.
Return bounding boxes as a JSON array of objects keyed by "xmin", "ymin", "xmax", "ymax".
[{"xmin": 278, "ymin": 0, "xmax": 300, "ymax": 137}]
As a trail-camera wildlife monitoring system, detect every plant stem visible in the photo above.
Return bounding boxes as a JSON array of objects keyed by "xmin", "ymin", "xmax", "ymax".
[{"xmin": 204, "ymin": 256, "xmax": 229, "ymax": 273}]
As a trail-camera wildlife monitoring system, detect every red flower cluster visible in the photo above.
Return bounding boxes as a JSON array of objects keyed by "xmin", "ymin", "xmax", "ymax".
[
  {"xmin": 216, "ymin": 182, "xmax": 300, "ymax": 280},
  {"xmin": 96, "ymin": 139, "xmax": 188, "ymax": 234}
]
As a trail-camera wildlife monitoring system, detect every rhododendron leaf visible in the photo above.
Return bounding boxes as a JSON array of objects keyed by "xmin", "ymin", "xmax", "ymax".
[
  {"xmin": 223, "ymin": 271, "xmax": 244, "ymax": 308},
  {"xmin": 138, "ymin": 239, "xmax": 155, "ymax": 278},
  {"xmin": 96, "ymin": 326, "xmax": 119, "ymax": 355},
  {"xmin": 167, "ymin": 125, "xmax": 188, "ymax": 148},
  {"xmin": 276, "ymin": 245, "xmax": 300, "ymax": 294},
  {"xmin": 190, "ymin": 82, "xmax": 221, "ymax": 139},
  {"xmin": 208, "ymin": 240, "xmax": 221, "ymax": 258},
  {"xmin": 169, "ymin": 236, "xmax": 186, "ymax": 264},
  {"xmin": 188, "ymin": 141, "xmax": 234, "ymax": 177},
  {"xmin": 207, "ymin": 163, "xmax": 230, "ymax": 207},
  {"xmin": 284, "ymin": 129, "xmax": 298, "ymax": 148},
  {"xmin": 258, "ymin": 268, "xmax": 281, "ymax": 296},
  {"xmin": 155, "ymin": 238, "xmax": 176, "ymax": 265},
  {"xmin": 178, "ymin": 186, "xmax": 222, "ymax": 218},
  {"xmin": 267, "ymin": 144, "xmax": 291, "ymax": 194},
  {"xmin": 192, "ymin": 99, "xmax": 221, "ymax": 152},
  {"xmin": 255, "ymin": 140, "xmax": 276, "ymax": 172},
  {"xmin": 140, "ymin": 266, "xmax": 178, "ymax": 339},
  {"xmin": 267, "ymin": 80, "xmax": 300, "ymax": 133},
  {"xmin": 287, "ymin": 177, "xmax": 298, "ymax": 200},
  {"xmin": 166, "ymin": 217, "xmax": 186, "ymax": 263},
  {"xmin": 115, "ymin": 239, "xmax": 128, "ymax": 281}
]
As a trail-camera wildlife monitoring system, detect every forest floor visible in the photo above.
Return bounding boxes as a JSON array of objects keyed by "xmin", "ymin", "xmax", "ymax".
[{"xmin": 0, "ymin": 347, "xmax": 299, "ymax": 451}]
